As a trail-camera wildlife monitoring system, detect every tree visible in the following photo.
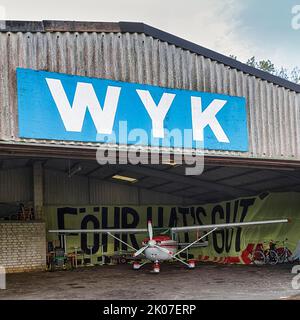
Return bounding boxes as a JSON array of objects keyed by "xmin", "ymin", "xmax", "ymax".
[
  {"xmin": 275, "ymin": 67, "xmax": 289, "ymax": 80},
  {"xmin": 244, "ymin": 56, "xmax": 300, "ymax": 84},
  {"xmin": 291, "ymin": 67, "xmax": 300, "ymax": 84},
  {"xmin": 246, "ymin": 56, "xmax": 256, "ymax": 68},
  {"xmin": 246, "ymin": 56, "xmax": 275, "ymax": 73}
]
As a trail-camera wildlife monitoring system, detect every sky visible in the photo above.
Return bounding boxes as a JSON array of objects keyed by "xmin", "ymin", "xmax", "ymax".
[{"xmin": 0, "ymin": 0, "xmax": 299, "ymax": 70}]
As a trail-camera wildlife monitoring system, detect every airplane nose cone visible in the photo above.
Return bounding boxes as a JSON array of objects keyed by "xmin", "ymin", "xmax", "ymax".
[{"xmin": 148, "ymin": 240, "xmax": 156, "ymax": 247}]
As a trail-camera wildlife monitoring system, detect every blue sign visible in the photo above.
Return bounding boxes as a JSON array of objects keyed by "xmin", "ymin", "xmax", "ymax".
[{"xmin": 17, "ymin": 68, "xmax": 248, "ymax": 151}]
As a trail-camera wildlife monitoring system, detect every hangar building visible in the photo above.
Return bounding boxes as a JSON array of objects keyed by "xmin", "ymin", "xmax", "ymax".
[{"xmin": 0, "ymin": 20, "xmax": 299, "ymax": 272}]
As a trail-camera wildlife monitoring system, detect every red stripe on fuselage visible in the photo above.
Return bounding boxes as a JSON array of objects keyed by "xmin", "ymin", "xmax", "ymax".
[{"xmin": 160, "ymin": 245, "xmax": 177, "ymax": 249}]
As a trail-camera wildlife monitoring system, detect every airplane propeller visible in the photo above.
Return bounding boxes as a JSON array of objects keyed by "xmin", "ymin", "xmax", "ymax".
[
  {"xmin": 148, "ymin": 220, "xmax": 153, "ymax": 240},
  {"xmin": 133, "ymin": 220, "xmax": 172, "ymax": 257},
  {"xmin": 133, "ymin": 245, "xmax": 148, "ymax": 257}
]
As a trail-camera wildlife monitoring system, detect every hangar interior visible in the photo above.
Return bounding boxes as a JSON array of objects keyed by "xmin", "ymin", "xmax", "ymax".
[{"xmin": 0, "ymin": 153, "xmax": 300, "ymax": 272}]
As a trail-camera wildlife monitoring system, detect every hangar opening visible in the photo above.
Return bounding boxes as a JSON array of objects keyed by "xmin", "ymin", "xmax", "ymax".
[
  {"xmin": 0, "ymin": 20, "xmax": 299, "ymax": 273},
  {"xmin": 0, "ymin": 154, "xmax": 299, "ymax": 272}
]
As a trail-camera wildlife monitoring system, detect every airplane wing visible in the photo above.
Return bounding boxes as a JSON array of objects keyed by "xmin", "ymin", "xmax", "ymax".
[
  {"xmin": 178, "ymin": 241, "xmax": 208, "ymax": 247},
  {"xmin": 49, "ymin": 219, "xmax": 289, "ymax": 235},
  {"xmin": 49, "ymin": 228, "xmax": 148, "ymax": 234},
  {"xmin": 171, "ymin": 218, "xmax": 289, "ymax": 233},
  {"xmin": 48, "ymin": 228, "xmax": 148, "ymax": 253}
]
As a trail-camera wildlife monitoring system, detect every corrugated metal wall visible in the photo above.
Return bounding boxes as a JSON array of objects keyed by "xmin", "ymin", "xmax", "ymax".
[
  {"xmin": 0, "ymin": 31, "xmax": 300, "ymax": 160},
  {"xmin": 0, "ymin": 167, "xmax": 186, "ymax": 205},
  {"xmin": 44, "ymin": 169, "xmax": 185, "ymax": 205},
  {"xmin": 44, "ymin": 169, "xmax": 89, "ymax": 205},
  {"xmin": 0, "ymin": 167, "xmax": 32, "ymax": 202}
]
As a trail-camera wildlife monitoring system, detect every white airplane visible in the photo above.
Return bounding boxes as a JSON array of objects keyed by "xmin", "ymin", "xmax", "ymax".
[{"xmin": 49, "ymin": 218, "xmax": 289, "ymax": 273}]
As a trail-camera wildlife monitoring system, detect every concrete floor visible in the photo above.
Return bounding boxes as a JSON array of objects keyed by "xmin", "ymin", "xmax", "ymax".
[{"xmin": 0, "ymin": 262, "xmax": 300, "ymax": 300}]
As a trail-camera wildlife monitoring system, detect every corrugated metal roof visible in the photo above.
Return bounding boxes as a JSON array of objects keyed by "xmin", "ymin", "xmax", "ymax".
[
  {"xmin": 0, "ymin": 20, "xmax": 299, "ymax": 93},
  {"xmin": 0, "ymin": 21, "xmax": 299, "ymax": 162}
]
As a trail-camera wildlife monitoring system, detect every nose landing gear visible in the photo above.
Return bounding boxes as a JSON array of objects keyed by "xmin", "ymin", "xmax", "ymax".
[{"xmin": 151, "ymin": 261, "xmax": 160, "ymax": 273}]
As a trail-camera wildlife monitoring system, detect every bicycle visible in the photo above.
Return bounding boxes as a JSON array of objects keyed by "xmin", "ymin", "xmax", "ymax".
[
  {"xmin": 275, "ymin": 239, "xmax": 293, "ymax": 264},
  {"xmin": 251, "ymin": 241, "xmax": 279, "ymax": 265}
]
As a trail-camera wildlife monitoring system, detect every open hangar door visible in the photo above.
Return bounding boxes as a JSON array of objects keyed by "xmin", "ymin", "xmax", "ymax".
[{"xmin": 1, "ymin": 154, "xmax": 299, "ymax": 272}]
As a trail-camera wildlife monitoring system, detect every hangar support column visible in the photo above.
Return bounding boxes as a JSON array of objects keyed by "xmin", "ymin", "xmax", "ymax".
[{"xmin": 33, "ymin": 161, "xmax": 44, "ymax": 221}]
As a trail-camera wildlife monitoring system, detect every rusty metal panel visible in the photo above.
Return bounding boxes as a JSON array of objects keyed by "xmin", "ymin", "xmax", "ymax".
[{"xmin": 0, "ymin": 30, "xmax": 300, "ymax": 161}]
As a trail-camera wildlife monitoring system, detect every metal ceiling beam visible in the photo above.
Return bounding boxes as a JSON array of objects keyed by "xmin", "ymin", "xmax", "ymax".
[
  {"xmin": 113, "ymin": 165, "xmax": 252, "ymax": 197},
  {"xmin": 85, "ymin": 165, "xmax": 107, "ymax": 177},
  {"xmin": 270, "ymin": 182, "xmax": 300, "ymax": 192},
  {"xmin": 214, "ymin": 168, "xmax": 260, "ymax": 183},
  {"xmin": 144, "ymin": 181, "xmax": 172, "ymax": 191},
  {"xmin": 273, "ymin": 170, "xmax": 300, "ymax": 183},
  {"xmin": 242, "ymin": 174, "xmax": 300, "ymax": 189}
]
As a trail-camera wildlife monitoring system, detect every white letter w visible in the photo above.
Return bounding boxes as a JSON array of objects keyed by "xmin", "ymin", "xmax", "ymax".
[{"xmin": 46, "ymin": 78, "xmax": 121, "ymax": 134}]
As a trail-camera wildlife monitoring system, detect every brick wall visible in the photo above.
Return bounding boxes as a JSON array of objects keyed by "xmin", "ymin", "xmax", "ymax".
[{"xmin": 0, "ymin": 221, "xmax": 46, "ymax": 273}]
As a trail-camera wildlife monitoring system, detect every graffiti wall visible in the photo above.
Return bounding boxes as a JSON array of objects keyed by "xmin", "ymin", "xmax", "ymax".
[{"xmin": 46, "ymin": 192, "xmax": 300, "ymax": 264}]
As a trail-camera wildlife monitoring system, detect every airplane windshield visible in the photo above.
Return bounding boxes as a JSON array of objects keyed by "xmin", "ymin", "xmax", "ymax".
[{"xmin": 153, "ymin": 228, "xmax": 172, "ymax": 237}]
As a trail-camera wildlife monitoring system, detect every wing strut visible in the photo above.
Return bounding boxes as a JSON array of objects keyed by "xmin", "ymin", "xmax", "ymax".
[
  {"xmin": 107, "ymin": 232, "xmax": 139, "ymax": 253},
  {"xmin": 173, "ymin": 228, "xmax": 217, "ymax": 258}
]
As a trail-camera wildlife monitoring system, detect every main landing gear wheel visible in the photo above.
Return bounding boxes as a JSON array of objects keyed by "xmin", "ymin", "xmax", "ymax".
[
  {"xmin": 133, "ymin": 262, "xmax": 141, "ymax": 270},
  {"xmin": 187, "ymin": 259, "xmax": 196, "ymax": 269}
]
